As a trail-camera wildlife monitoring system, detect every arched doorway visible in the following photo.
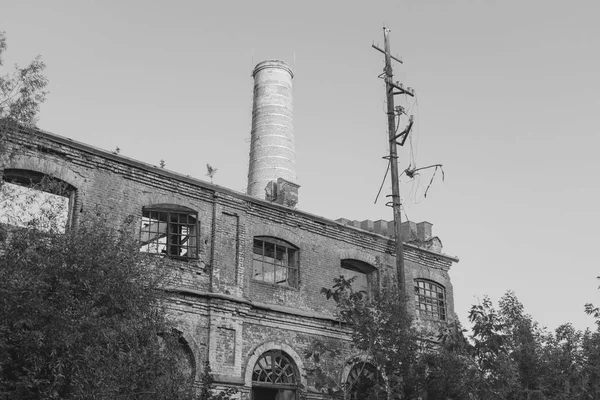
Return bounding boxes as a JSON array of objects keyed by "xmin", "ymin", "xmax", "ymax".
[{"xmin": 251, "ymin": 350, "xmax": 298, "ymax": 400}]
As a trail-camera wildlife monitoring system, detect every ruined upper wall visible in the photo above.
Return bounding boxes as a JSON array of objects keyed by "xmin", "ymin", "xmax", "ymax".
[{"xmin": 0, "ymin": 125, "xmax": 458, "ymax": 321}]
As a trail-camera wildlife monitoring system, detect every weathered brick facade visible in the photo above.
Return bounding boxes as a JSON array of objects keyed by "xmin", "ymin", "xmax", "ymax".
[{"xmin": 0, "ymin": 125, "xmax": 458, "ymax": 399}]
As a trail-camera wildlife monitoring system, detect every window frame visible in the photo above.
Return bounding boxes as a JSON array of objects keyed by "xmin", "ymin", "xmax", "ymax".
[
  {"xmin": 340, "ymin": 259, "xmax": 377, "ymax": 297},
  {"xmin": 414, "ymin": 279, "xmax": 447, "ymax": 321},
  {"xmin": 252, "ymin": 236, "xmax": 299, "ymax": 288},
  {"xmin": 1, "ymin": 169, "xmax": 76, "ymax": 233},
  {"xmin": 140, "ymin": 205, "xmax": 199, "ymax": 260},
  {"xmin": 251, "ymin": 350, "xmax": 299, "ymax": 399}
]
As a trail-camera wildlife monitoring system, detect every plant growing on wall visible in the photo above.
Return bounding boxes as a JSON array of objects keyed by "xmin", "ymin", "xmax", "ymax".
[
  {"xmin": 198, "ymin": 361, "xmax": 238, "ymax": 400},
  {"xmin": 206, "ymin": 164, "xmax": 217, "ymax": 183}
]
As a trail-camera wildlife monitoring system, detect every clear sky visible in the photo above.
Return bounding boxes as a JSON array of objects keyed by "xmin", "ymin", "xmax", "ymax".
[{"xmin": 3, "ymin": 0, "xmax": 599, "ymax": 332}]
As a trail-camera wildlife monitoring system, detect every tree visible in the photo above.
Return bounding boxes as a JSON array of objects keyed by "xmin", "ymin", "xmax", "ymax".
[
  {"xmin": 0, "ymin": 188, "xmax": 195, "ymax": 399},
  {"xmin": 314, "ymin": 278, "xmax": 600, "ymax": 400},
  {"xmin": 0, "ymin": 31, "xmax": 201, "ymax": 400},
  {"xmin": 421, "ymin": 321, "xmax": 483, "ymax": 400},
  {"xmin": 0, "ymin": 31, "xmax": 48, "ymax": 128},
  {"xmin": 0, "ymin": 30, "xmax": 50, "ymax": 224},
  {"xmin": 443, "ymin": 291, "xmax": 600, "ymax": 400},
  {"xmin": 311, "ymin": 276, "xmax": 426, "ymax": 399}
]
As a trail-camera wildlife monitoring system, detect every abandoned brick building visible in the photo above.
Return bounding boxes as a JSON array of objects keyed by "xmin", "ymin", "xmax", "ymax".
[{"xmin": 0, "ymin": 60, "xmax": 458, "ymax": 399}]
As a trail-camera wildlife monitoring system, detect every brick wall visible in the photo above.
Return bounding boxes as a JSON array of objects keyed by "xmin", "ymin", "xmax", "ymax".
[{"xmin": 1, "ymin": 126, "xmax": 459, "ymax": 397}]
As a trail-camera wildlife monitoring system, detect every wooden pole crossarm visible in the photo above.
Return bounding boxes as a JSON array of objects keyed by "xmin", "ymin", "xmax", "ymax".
[{"xmin": 372, "ymin": 44, "xmax": 403, "ymax": 64}]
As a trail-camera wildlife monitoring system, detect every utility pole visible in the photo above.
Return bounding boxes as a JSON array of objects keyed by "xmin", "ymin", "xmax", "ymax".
[{"xmin": 373, "ymin": 27, "xmax": 415, "ymax": 296}]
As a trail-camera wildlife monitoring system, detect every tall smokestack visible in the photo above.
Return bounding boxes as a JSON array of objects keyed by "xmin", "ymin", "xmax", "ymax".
[{"xmin": 247, "ymin": 60, "xmax": 298, "ymax": 206}]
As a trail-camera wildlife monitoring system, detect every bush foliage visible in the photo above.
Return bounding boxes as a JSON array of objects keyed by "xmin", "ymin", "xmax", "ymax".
[{"xmin": 0, "ymin": 199, "xmax": 196, "ymax": 399}]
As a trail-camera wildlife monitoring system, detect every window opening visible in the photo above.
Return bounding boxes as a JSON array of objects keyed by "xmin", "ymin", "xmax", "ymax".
[
  {"xmin": 340, "ymin": 259, "xmax": 376, "ymax": 297},
  {"xmin": 252, "ymin": 237, "xmax": 298, "ymax": 288},
  {"xmin": 414, "ymin": 279, "xmax": 446, "ymax": 320},
  {"xmin": 341, "ymin": 264, "xmax": 369, "ymax": 295},
  {"xmin": 252, "ymin": 350, "xmax": 298, "ymax": 400},
  {"xmin": 140, "ymin": 206, "xmax": 198, "ymax": 259},
  {"xmin": 0, "ymin": 170, "xmax": 73, "ymax": 233}
]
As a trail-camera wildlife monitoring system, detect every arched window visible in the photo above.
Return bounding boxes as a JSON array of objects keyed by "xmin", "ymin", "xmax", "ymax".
[
  {"xmin": 414, "ymin": 279, "xmax": 446, "ymax": 320},
  {"xmin": 252, "ymin": 237, "xmax": 298, "ymax": 288},
  {"xmin": 346, "ymin": 362, "xmax": 384, "ymax": 400},
  {"xmin": 252, "ymin": 350, "xmax": 298, "ymax": 400},
  {"xmin": 140, "ymin": 204, "xmax": 199, "ymax": 259},
  {"xmin": 1, "ymin": 169, "xmax": 75, "ymax": 233}
]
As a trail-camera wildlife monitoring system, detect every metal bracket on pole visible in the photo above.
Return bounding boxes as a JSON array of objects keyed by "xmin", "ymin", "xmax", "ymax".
[
  {"xmin": 392, "ymin": 115, "xmax": 414, "ymax": 147},
  {"xmin": 389, "ymin": 81, "xmax": 415, "ymax": 97}
]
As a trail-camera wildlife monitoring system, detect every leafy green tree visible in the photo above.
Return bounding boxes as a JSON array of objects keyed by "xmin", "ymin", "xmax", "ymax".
[
  {"xmin": 0, "ymin": 29, "xmax": 51, "ymax": 227},
  {"xmin": 421, "ymin": 321, "xmax": 483, "ymax": 400},
  {"xmin": 314, "ymin": 276, "xmax": 426, "ymax": 399},
  {"xmin": 461, "ymin": 291, "xmax": 600, "ymax": 400},
  {"xmin": 467, "ymin": 293, "xmax": 529, "ymax": 399},
  {"xmin": 537, "ymin": 323, "xmax": 587, "ymax": 398},
  {"xmin": 0, "ymin": 194, "xmax": 195, "ymax": 399},
  {"xmin": 0, "ymin": 31, "xmax": 48, "ymax": 128},
  {"xmin": 0, "ymin": 30, "xmax": 201, "ymax": 400},
  {"xmin": 580, "ymin": 328, "xmax": 600, "ymax": 399},
  {"xmin": 314, "ymin": 277, "xmax": 600, "ymax": 400}
]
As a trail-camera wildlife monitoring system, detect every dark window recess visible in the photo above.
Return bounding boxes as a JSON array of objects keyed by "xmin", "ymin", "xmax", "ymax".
[
  {"xmin": 346, "ymin": 362, "xmax": 383, "ymax": 400},
  {"xmin": 252, "ymin": 237, "xmax": 298, "ymax": 288},
  {"xmin": 140, "ymin": 207, "xmax": 198, "ymax": 259},
  {"xmin": 340, "ymin": 259, "xmax": 376, "ymax": 296},
  {"xmin": 414, "ymin": 279, "xmax": 446, "ymax": 321}
]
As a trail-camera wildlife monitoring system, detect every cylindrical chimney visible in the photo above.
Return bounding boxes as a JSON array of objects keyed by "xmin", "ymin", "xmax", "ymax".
[{"xmin": 247, "ymin": 60, "xmax": 296, "ymax": 199}]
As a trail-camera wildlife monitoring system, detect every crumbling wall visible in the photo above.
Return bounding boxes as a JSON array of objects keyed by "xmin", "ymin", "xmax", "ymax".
[{"xmin": 1, "ymin": 125, "xmax": 458, "ymax": 396}]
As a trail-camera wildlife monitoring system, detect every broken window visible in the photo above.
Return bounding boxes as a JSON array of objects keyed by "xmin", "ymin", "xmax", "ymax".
[
  {"xmin": 340, "ymin": 259, "xmax": 376, "ymax": 297},
  {"xmin": 140, "ymin": 205, "xmax": 199, "ymax": 259},
  {"xmin": 0, "ymin": 169, "xmax": 74, "ymax": 233},
  {"xmin": 252, "ymin": 237, "xmax": 298, "ymax": 288},
  {"xmin": 414, "ymin": 279, "xmax": 446, "ymax": 321}
]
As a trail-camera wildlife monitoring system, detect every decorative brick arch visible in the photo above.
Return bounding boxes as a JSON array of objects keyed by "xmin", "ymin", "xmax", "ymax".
[
  {"xmin": 2, "ymin": 155, "xmax": 84, "ymax": 189},
  {"xmin": 244, "ymin": 341, "xmax": 307, "ymax": 387},
  {"xmin": 250, "ymin": 225, "xmax": 301, "ymax": 248},
  {"xmin": 141, "ymin": 197, "xmax": 200, "ymax": 214},
  {"xmin": 411, "ymin": 268, "xmax": 447, "ymax": 284},
  {"xmin": 337, "ymin": 249, "xmax": 378, "ymax": 269},
  {"xmin": 174, "ymin": 329, "xmax": 200, "ymax": 380}
]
